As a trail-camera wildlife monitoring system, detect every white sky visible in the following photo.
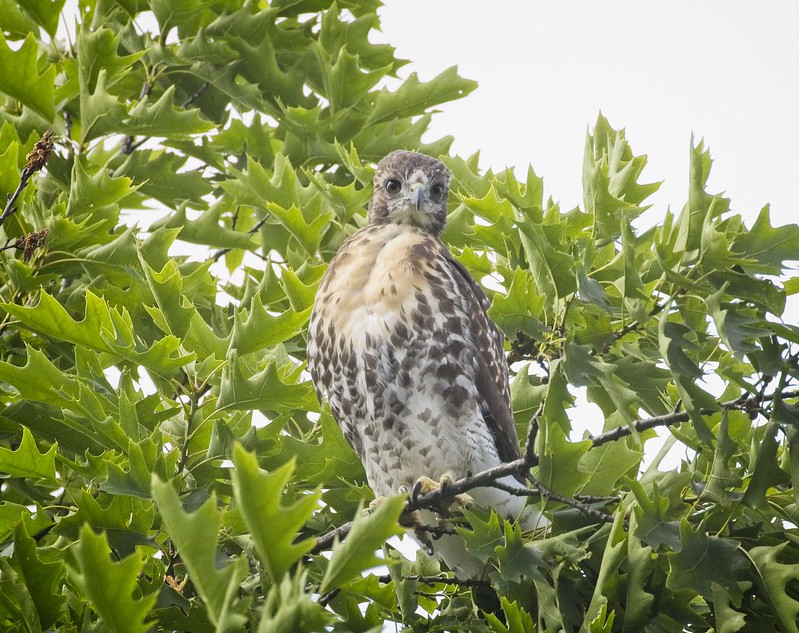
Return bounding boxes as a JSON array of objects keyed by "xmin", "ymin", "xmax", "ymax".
[{"xmin": 378, "ymin": 1, "xmax": 799, "ymax": 231}]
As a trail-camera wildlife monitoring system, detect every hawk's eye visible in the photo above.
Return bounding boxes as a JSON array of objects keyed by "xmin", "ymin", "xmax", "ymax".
[
  {"xmin": 430, "ymin": 183, "xmax": 445, "ymax": 199},
  {"xmin": 385, "ymin": 179, "xmax": 402, "ymax": 195}
]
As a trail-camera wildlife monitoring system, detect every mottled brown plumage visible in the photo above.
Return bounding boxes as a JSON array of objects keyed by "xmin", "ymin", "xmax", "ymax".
[{"xmin": 307, "ymin": 150, "xmax": 534, "ymax": 577}]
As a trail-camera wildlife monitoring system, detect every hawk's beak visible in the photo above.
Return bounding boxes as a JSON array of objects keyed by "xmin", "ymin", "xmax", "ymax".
[{"xmin": 409, "ymin": 184, "xmax": 426, "ymax": 210}]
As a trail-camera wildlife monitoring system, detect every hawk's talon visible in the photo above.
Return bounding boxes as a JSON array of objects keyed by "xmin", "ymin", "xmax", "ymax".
[
  {"xmin": 365, "ymin": 497, "xmax": 383, "ymax": 515},
  {"xmin": 411, "ymin": 475, "xmax": 439, "ymax": 504},
  {"xmin": 411, "ymin": 480, "xmax": 422, "ymax": 504},
  {"xmin": 439, "ymin": 473, "xmax": 453, "ymax": 496},
  {"xmin": 410, "ymin": 474, "xmax": 473, "ymax": 510},
  {"xmin": 456, "ymin": 493, "xmax": 474, "ymax": 510}
]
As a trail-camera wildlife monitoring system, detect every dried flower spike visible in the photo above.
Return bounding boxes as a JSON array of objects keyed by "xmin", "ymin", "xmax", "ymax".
[
  {"xmin": 25, "ymin": 131, "xmax": 55, "ymax": 174},
  {"xmin": 20, "ymin": 227, "xmax": 50, "ymax": 262}
]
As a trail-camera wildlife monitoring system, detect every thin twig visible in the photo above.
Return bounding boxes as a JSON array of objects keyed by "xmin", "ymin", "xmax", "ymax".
[
  {"xmin": 318, "ymin": 588, "xmax": 340, "ymax": 607},
  {"xmin": 485, "ymin": 479, "xmax": 539, "ymax": 497},
  {"xmin": 527, "ymin": 474, "xmax": 616, "ymax": 524},
  {"xmin": 574, "ymin": 494, "xmax": 621, "ymax": 503},
  {"xmin": 121, "ymin": 81, "xmax": 210, "ymax": 155},
  {"xmin": 183, "ymin": 81, "xmax": 210, "ymax": 108},
  {"xmin": 524, "ymin": 403, "xmax": 543, "ymax": 465},
  {"xmin": 211, "ymin": 215, "xmax": 269, "ymax": 262},
  {"xmin": 614, "ymin": 301, "xmax": 665, "ymax": 341},
  {"xmin": 376, "ymin": 574, "xmax": 490, "ymax": 588},
  {"xmin": 0, "ymin": 238, "xmax": 18, "ymax": 254},
  {"xmin": 589, "ymin": 388, "xmax": 797, "ymax": 448},
  {"xmin": 121, "ymin": 78, "xmax": 154, "ymax": 155},
  {"xmin": 177, "ymin": 382, "xmax": 211, "ymax": 477}
]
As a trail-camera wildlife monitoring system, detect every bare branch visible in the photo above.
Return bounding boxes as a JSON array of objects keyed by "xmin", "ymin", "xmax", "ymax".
[
  {"xmin": 589, "ymin": 388, "xmax": 798, "ymax": 448},
  {"xmin": 527, "ymin": 474, "xmax": 616, "ymax": 524},
  {"xmin": 485, "ymin": 479, "xmax": 539, "ymax": 497},
  {"xmin": 318, "ymin": 588, "xmax": 340, "ymax": 607},
  {"xmin": 376, "ymin": 573, "xmax": 489, "ymax": 588},
  {"xmin": 311, "ymin": 521, "xmax": 352, "ymax": 555},
  {"xmin": 211, "ymin": 214, "xmax": 270, "ymax": 262},
  {"xmin": 524, "ymin": 403, "xmax": 543, "ymax": 466}
]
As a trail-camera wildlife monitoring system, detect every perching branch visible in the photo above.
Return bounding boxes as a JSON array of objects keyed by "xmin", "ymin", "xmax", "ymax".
[
  {"xmin": 310, "ymin": 387, "xmax": 799, "ymax": 555},
  {"xmin": 318, "ymin": 572, "xmax": 490, "ymax": 606},
  {"xmin": 311, "ymin": 457, "xmax": 532, "ymax": 557}
]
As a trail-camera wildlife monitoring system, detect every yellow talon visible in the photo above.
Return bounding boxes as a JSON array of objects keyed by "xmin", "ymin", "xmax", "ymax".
[{"xmin": 411, "ymin": 474, "xmax": 473, "ymax": 509}]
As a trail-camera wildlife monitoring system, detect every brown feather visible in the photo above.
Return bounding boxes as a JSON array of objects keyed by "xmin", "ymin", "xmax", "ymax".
[{"xmin": 445, "ymin": 255, "xmax": 522, "ymax": 466}]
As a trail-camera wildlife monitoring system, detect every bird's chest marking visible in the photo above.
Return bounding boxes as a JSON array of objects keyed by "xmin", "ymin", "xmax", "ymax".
[{"xmin": 317, "ymin": 227, "xmax": 435, "ymax": 348}]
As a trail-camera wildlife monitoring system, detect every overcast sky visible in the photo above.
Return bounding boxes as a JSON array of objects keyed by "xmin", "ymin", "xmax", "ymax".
[
  {"xmin": 375, "ymin": 2, "xmax": 799, "ymax": 466},
  {"xmin": 378, "ymin": 1, "xmax": 799, "ymax": 233}
]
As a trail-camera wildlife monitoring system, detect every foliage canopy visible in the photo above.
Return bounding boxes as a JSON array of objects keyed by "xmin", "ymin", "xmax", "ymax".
[{"xmin": 0, "ymin": 2, "xmax": 798, "ymax": 632}]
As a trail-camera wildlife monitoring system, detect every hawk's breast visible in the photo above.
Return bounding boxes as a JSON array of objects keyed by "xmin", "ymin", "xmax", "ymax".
[
  {"xmin": 308, "ymin": 224, "xmax": 502, "ymax": 496},
  {"xmin": 314, "ymin": 225, "xmax": 432, "ymax": 349}
]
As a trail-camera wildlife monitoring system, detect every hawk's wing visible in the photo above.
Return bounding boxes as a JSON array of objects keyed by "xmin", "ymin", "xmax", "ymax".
[{"xmin": 444, "ymin": 253, "xmax": 522, "ymax": 465}]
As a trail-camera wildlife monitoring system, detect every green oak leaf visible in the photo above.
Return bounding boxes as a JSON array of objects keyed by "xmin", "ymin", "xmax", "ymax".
[
  {"xmin": 748, "ymin": 543, "xmax": 799, "ymax": 633},
  {"xmin": 67, "ymin": 525, "xmax": 158, "ymax": 633},
  {"xmin": 319, "ymin": 494, "xmax": 404, "ymax": 594},
  {"xmin": 667, "ymin": 519, "xmax": 745, "ymax": 600},
  {"xmin": 0, "ymin": 425, "xmax": 56, "ymax": 480},
  {"xmin": 0, "ymin": 32, "xmax": 55, "ymax": 120},
  {"xmin": 230, "ymin": 446, "xmax": 320, "ymax": 583},
  {"xmin": 151, "ymin": 476, "xmax": 249, "ymax": 632}
]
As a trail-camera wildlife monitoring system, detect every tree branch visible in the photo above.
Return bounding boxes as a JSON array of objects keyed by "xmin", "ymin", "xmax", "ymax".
[
  {"xmin": 310, "ymin": 387, "xmax": 799, "ymax": 555},
  {"xmin": 589, "ymin": 388, "xmax": 798, "ymax": 448},
  {"xmin": 311, "ymin": 521, "xmax": 351, "ymax": 554},
  {"xmin": 376, "ymin": 573, "xmax": 489, "ymax": 588},
  {"xmin": 526, "ymin": 474, "xmax": 616, "ymax": 524},
  {"xmin": 317, "ymin": 572, "xmax": 490, "ymax": 606}
]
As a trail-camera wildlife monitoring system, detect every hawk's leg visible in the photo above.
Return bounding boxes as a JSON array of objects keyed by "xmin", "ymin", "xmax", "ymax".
[{"xmin": 411, "ymin": 474, "xmax": 473, "ymax": 509}]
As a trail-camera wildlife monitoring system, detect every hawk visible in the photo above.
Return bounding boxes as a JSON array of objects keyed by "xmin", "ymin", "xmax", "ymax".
[{"xmin": 307, "ymin": 150, "xmax": 535, "ymax": 577}]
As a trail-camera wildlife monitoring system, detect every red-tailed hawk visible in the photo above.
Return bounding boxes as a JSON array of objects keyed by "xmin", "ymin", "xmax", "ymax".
[{"xmin": 308, "ymin": 150, "xmax": 535, "ymax": 577}]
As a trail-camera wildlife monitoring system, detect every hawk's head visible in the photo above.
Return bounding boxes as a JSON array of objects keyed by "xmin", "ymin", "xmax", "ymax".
[{"xmin": 368, "ymin": 150, "xmax": 451, "ymax": 235}]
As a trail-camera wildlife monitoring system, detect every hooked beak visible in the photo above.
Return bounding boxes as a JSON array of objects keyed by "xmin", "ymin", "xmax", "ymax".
[{"xmin": 409, "ymin": 184, "xmax": 426, "ymax": 210}]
